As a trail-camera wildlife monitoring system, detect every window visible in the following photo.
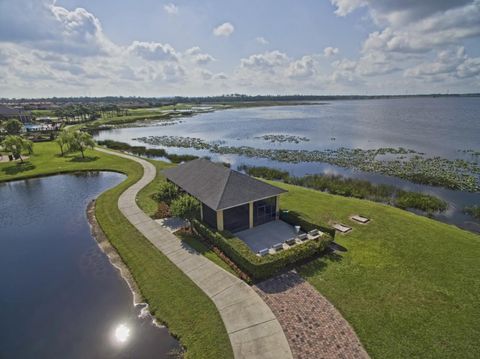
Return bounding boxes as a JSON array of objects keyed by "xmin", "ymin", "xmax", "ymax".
[{"xmin": 253, "ymin": 197, "xmax": 277, "ymax": 226}]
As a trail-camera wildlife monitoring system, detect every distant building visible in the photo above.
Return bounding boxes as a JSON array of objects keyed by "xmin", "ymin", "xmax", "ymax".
[{"xmin": 0, "ymin": 105, "xmax": 32, "ymax": 123}]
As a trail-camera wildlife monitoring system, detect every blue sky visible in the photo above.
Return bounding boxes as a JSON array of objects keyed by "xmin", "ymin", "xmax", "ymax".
[{"xmin": 0, "ymin": 0, "xmax": 479, "ymax": 97}]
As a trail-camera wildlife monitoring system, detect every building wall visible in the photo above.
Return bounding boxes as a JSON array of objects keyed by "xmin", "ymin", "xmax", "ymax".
[
  {"xmin": 201, "ymin": 203, "xmax": 217, "ymax": 229},
  {"xmin": 223, "ymin": 204, "xmax": 249, "ymax": 232},
  {"xmin": 253, "ymin": 196, "xmax": 277, "ymax": 227}
]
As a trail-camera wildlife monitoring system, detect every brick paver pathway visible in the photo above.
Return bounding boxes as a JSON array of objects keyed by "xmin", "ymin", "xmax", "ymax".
[{"xmin": 254, "ymin": 270, "xmax": 369, "ymax": 359}]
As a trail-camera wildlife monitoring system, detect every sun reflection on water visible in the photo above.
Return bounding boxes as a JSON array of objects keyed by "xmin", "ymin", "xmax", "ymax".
[{"xmin": 113, "ymin": 323, "xmax": 130, "ymax": 344}]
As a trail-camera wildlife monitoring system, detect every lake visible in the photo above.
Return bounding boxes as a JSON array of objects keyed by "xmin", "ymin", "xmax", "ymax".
[
  {"xmin": 94, "ymin": 97, "xmax": 480, "ymax": 232},
  {"xmin": 0, "ymin": 173, "xmax": 179, "ymax": 358}
]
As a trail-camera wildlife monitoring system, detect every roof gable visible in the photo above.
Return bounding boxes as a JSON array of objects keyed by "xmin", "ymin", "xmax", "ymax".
[{"xmin": 162, "ymin": 158, "xmax": 286, "ymax": 210}]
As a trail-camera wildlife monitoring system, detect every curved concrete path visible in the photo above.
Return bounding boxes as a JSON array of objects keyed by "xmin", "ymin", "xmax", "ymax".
[{"xmin": 96, "ymin": 148, "xmax": 293, "ymax": 359}]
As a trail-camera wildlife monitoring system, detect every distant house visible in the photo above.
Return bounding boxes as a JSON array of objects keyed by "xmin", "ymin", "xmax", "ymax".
[
  {"xmin": 163, "ymin": 158, "xmax": 287, "ymax": 232},
  {"xmin": 0, "ymin": 105, "xmax": 32, "ymax": 123}
]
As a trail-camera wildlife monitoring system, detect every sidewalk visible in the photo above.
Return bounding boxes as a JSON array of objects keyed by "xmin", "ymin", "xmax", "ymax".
[{"xmin": 96, "ymin": 147, "xmax": 293, "ymax": 359}]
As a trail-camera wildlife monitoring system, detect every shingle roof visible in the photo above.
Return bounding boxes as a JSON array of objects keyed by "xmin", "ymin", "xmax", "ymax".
[
  {"xmin": 0, "ymin": 105, "xmax": 21, "ymax": 117},
  {"xmin": 162, "ymin": 158, "xmax": 287, "ymax": 210}
]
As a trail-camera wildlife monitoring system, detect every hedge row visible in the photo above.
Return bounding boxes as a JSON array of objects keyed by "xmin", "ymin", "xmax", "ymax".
[
  {"xmin": 191, "ymin": 219, "xmax": 331, "ymax": 280},
  {"xmin": 280, "ymin": 210, "xmax": 336, "ymax": 237}
]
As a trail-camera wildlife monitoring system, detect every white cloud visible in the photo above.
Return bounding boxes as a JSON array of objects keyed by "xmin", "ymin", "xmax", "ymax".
[
  {"xmin": 164, "ymin": 3, "xmax": 179, "ymax": 15},
  {"xmin": 256, "ymin": 37, "xmax": 269, "ymax": 45},
  {"xmin": 287, "ymin": 56, "xmax": 316, "ymax": 79},
  {"xmin": 240, "ymin": 51, "xmax": 290, "ymax": 75},
  {"xmin": 128, "ymin": 41, "xmax": 178, "ymax": 62},
  {"xmin": 404, "ymin": 46, "xmax": 480, "ymax": 80},
  {"xmin": 213, "ymin": 22, "xmax": 234, "ymax": 37},
  {"xmin": 323, "ymin": 47, "xmax": 339, "ymax": 57},
  {"xmin": 330, "ymin": 0, "xmax": 366, "ymax": 16},
  {"xmin": 334, "ymin": 1, "xmax": 480, "ymax": 55},
  {"xmin": 213, "ymin": 72, "xmax": 228, "ymax": 80},
  {"xmin": 184, "ymin": 47, "xmax": 215, "ymax": 64}
]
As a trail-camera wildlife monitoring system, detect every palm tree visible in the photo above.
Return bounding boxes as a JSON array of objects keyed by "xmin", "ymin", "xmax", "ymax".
[
  {"xmin": 2, "ymin": 135, "xmax": 34, "ymax": 163},
  {"xmin": 56, "ymin": 130, "xmax": 71, "ymax": 156},
  {"xmin": 68, "ymin": 131, "xmax": 95, "ymax": 158}
]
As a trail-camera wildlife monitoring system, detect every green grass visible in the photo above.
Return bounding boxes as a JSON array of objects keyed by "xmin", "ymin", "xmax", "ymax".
[
  {"xmin": 136, "ymin": 159, "xmax": 175, "ymax": 216},
  {"xmin": 271, "ymin": 181, "xmax": 480, "ymax": 359},
  {"xmin": 0, "ymin": 141, "xmax": 127, "ymax": 182},
  {"xmin": 177, "ymin": 231, "xmax": 238, "ymax": 276},
  {"xmin": 0, "ymin": 142, "xmax": 233, "ymax": 359}
]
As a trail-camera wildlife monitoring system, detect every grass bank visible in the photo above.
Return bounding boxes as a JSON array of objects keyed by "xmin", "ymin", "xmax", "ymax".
[
  {"xmin": 0, "ymin": 142, "xmax": 233, "ymax": 359},
  {"xmin": 270, "ymin": 180, "xmax": 480, "ymax": 359}
]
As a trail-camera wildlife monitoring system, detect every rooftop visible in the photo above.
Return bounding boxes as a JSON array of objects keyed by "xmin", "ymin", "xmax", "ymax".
[{"xmin": 162, "ymin": 158, "xmax": 286, "ymax": 210}]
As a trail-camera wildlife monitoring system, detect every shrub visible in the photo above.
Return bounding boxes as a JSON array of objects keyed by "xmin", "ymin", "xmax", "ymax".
[
  {"xmin": 192, "ymin": 219, "xmax": 331, "ymax": 280},
  {"xmin": 170, "ymin": 195, "xmax": 200, "ymax": 221},
  {"xmin": 5, "ymin": 119, "xmax": 23, "ymax": 135},
  {"xmin": 241, "ymin": 165, "xmax": 448, "ymax": 214},
  {"xmin": 152, "ymin": 181, "xmax": 180, "ymax": 205},
  {"xmin": 166, "ymin": 153, "xmax": 199, "ymax": 163},
  {"xmin": 395, "ymin": 191, "xmax": 447, "ymax": 212},
  {"xmin": 280, "ymin": 210, "xmax": 335, "ymax": 237},
  {"xmin": 463, "ymin": 205, "xmax": 480, "ymax": 220},
  {"xmin": 238, "ymin": 165, "xmax": 289, "ymax": 181},
  {"xmin": 153, "ymin": 202, "xmax": 171, "ymax": 219}
]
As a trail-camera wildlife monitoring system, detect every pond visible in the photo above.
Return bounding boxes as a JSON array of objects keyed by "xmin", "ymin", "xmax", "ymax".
[
  {"xmin": 0, "ymin": 172, "xmax": 179, "ymax": 358},
  {"xmin": 94, "ymin": 97, "xmax": 480, "ymax": 233}
]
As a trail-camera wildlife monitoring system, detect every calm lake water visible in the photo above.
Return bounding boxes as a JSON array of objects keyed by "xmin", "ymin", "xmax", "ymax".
[
  {"xmin": 0, "ymin": 173, "xmax": 178, "ymax": 358},
  {"xmin": 95, "ymin": 97, "xmax": 480, "ymax": 232}
]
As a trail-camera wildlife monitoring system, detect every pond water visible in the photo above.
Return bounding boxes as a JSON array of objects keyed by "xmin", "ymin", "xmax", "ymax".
[
  {"xmin": 0, "ymin": 173, "xmax": 179, "ymax": 358},
  {"xmin": 94, "ymin": 97, "xmax": 480, "ymax": 232}
]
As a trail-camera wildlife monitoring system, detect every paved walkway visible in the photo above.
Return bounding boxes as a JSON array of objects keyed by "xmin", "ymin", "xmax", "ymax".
[
  {"xmin": 96, "ymin": 147, "xmax": 293, "ymax": 359},
  {"xmin": 254, "ymin": 271, "xmax": 369, "ymax": 359}
]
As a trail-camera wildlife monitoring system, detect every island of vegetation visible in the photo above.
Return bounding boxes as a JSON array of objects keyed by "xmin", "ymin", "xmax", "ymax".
[{"xmin": 134, "ymin": 135, "xmax": 480, "ymax": 192}]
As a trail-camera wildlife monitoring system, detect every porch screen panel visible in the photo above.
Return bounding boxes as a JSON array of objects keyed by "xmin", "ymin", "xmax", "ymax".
[
  {"xmin": 223, "ymin": 204, "xmax": 249, "ymax": 232},
  {"xmin": 202, "ymin": 203, "xmax": 217, "ymax": 229}
]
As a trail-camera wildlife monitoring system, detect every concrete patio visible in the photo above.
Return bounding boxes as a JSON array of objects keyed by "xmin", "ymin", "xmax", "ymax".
[{"xmin": 236, "ymin": 220, "xmax": 300, "ymax": 253}]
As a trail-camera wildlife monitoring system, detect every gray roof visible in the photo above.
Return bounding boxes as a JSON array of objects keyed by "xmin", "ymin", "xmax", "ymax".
[
  {"xmin": 162, "ymin": 158, "xmax": 287, "ymax": 210},
  {"xmin": 0, "ymin": 105, "xmax": 21, "ymax": 117}
]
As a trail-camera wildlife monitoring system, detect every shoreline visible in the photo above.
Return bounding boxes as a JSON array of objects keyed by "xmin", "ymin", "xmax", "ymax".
[{"xmin": 86, "ymin": 200, "xmax": 166, "ymax": 330}]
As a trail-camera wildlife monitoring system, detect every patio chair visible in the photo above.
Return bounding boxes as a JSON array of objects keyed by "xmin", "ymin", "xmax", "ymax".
[
  {"xmin": 352, "ymin": 215, "xmax": 370, "ymax": 224},
  {"xmin": 285, "ymin": 237, "xmax": 296, "ymax": 246},
  {"xmin": 257, "ymin": 248, "xmax": 269, "ymax": 257},
  {"xmin": 273, "ymin": 242, "xmax": 284, "ymax": 252},
  {"xmin": 333, "ymin": 223, "xmax": 352, "ymax": 233},
  {"xmin": 297, "ymin": 233, "xmax": 308, "ymax": 241},
  {"xmin": 307, "ymin": 229, "xmax": 322, "ymax": 240}
]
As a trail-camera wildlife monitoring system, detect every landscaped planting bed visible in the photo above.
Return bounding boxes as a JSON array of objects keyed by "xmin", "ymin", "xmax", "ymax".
[{"xmin": 191, "ymin": 219, "xmax": 332, "ymax": 281}]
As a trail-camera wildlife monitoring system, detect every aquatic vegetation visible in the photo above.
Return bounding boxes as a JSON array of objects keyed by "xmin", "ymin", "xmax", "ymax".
[
  {"xmin": 238, "ymin": 165, "xmax": 289, "ymax": 180},
  {"xmin": 240, "ymin": 165, "xmax": 447, "ymax": 213},
  {"xmin": 254, "ymin": 134, "xmax": 310, "ymax": 143},
  {"xmin": 463, "ymin": 205, "xmax": 480, "ymax": 220},
  {"xmin": 96, "ymin": 139, "xmax": 198, "ymax": 163},
  {"xmin": 134, "ymin": 135, "xmax": 480, "ymax": 192}
]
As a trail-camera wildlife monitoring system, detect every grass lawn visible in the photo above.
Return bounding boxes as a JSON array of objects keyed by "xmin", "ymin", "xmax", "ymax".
[
  {"xmin": 136, "ymin": 159, "xmax": 175, "ymax": 216},
  {"xmin": 176, "ymin": 231, "xmax": 238, "ymax": 276},
  {"xmin": 0, "ymin": 142, "xmax": 233, "ymax": 359},
  {"xmin": 271, "ymin": 181, "xmax": 480, "ymax": 359}
]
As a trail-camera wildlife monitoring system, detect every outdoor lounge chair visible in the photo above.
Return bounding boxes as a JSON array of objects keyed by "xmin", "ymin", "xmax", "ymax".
[
  {"xmin": 257, "ymin": 248, "xmax": 269, "ymax": 257},
  {"xmin": 285, "ymin": 237, "xmax": 296, "ymax": 246},
  {"xmin": 307, "ymin": 229, "xmax": 322, "ymax": 240},
  {"xmin": 297, "ymin": 233, "xmax": 308, "ymax": 241},
  {"xmin": 273, "ymin": 242, "xmax": 284, "ymax": 251},
  {"xmin": 351, "ymin": 215, "xmax": 370, "ymax": 224},
  {"xmin": 333, "ymin": 223, "xmax": 352, "ymax": 233}
]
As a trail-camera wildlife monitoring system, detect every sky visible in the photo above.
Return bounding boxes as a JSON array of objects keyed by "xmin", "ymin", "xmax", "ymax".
[{"xmin": 0, "ymin": 0, "xmax": 479, "ymax": 97}]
